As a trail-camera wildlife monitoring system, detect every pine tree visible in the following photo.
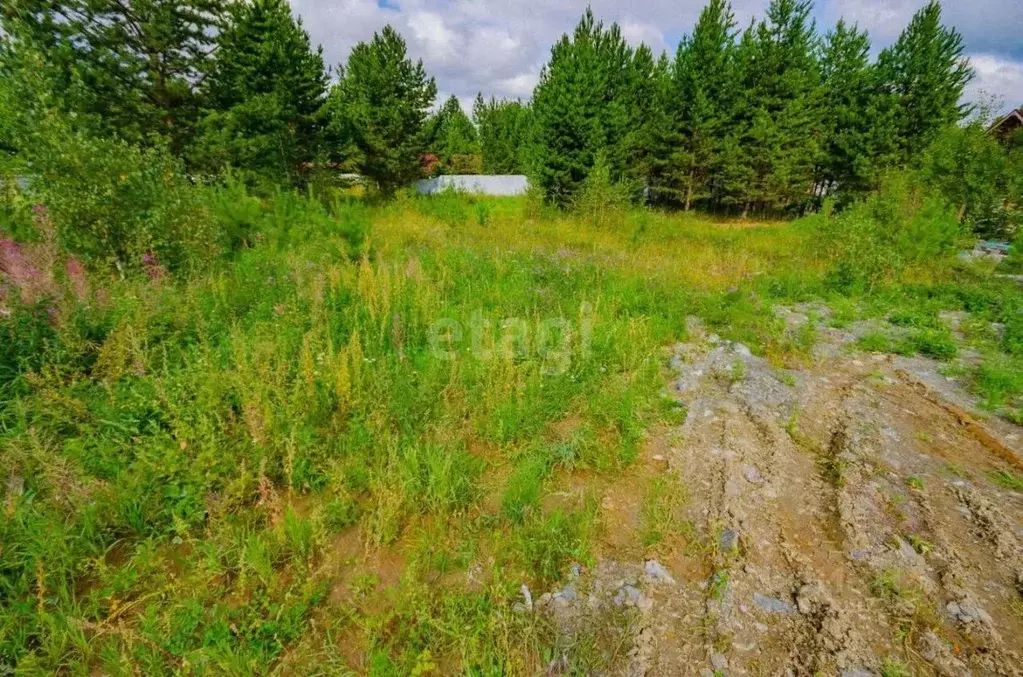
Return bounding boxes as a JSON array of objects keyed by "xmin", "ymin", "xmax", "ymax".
[
  {"xmin": 327, "ymin": 25, "xmax": 437, "ymax": 195},
  {"xmin": 734, "ymin": 0, "xmax": 821, "ymax": 215},
  {"xmin": 670, "ymin": 0, "xmax": 738, "ymax": 210},
  {"xmin": 621, "ymin": 45, "xmax": 671, "ymax": 201},
  {"xmin": 473, "ymin": 95, "xmax": 531, "ymax": 175},
  {"xmin": 424, "ymin": 96, "xmax": 481, "ymax": 174},
  {"xmin": 530, "ymin": 11, "xmax": 608, "ymax": 206},
  {"xmin": 595, "ymin": 22, "xmax": 639, "ymax": 185},
  {"xmin": 642, "ymin": 52, "xmax": 678, "ymax": 204},
  {"xmin": 877, "ymin": 1, "xmax": 974, "ymax": 164},
  {"xmin": 193, "ymin": 0, "xmax": 328, "ymax": 183},
  {"xmin": 818, "ymin": 20, "xmax": 876, "ymax": 199},
  {"xmin": 1, "ymin": 0, "xmax": 228, "ymax": 150},
  {"xmin": 531, "ymin": 10, "xmax": 636, "ymax": 207}
]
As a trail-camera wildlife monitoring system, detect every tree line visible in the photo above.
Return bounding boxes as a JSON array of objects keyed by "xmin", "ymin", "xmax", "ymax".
[{"xmin": 0, "ymin": 0, "xmax": 1018, "ymax": 221}]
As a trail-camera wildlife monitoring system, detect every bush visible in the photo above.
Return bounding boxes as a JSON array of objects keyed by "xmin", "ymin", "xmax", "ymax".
[
  {"xmin": 920, "ymin": 123, "xmax": 1023, "ymax": 239},
  {"xmin": 20, "ymin": 127, "xmax": 217, "ymax": 271},
  {"xmin": 572, "ymin": 153, "xmax": 632, "ymax": 227},
  {"xmin": 820, "ymin": 172, "xmax": 963, "ymax": 291}
]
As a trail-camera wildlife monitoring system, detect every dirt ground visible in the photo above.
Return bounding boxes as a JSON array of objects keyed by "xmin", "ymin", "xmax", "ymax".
[{"xmin": 535, "ymin": 308, "xmax": 1023, "ymax": 676}]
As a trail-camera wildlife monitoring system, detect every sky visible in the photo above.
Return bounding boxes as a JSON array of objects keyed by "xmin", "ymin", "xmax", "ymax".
[{"xmin": 288, "ymin": 0, "xmax": 1023, "ymax": 116}]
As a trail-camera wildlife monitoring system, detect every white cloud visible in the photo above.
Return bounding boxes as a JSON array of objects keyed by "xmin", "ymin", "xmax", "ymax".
[
  {"xmin": 496, "ymin": 72, "xmax": 541, "ymax": 99},
  {"xmin": 289, "ymin": 0, "xmax": 1022, "ymax": 109},
  {"xmin": 825, "ymin": 0, "xmax": 918, "ymax": 43},
  {"xmin": 965, "ymin": 54, "xmax": 1023, "ymax": 115},
  {"xmin": 620, "ymin": 20, "xmax": 667, "ymax": 52},
  {"xmin": 407, "ymin": 11, "xmax": 457, "ymax": 62},
  {"xmin": 825, "ymin": 0, "xmax": 1023, "ymax": 56}
]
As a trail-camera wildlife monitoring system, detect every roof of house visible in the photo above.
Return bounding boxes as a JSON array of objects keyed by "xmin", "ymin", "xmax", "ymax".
[{"xmin": 989, "ymin": 108, "xmax": 1023, "ymax": 135}]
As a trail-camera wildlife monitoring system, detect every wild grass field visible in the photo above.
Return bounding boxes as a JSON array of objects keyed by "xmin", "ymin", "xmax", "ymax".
[{"xmin": 3, "ymin": 188, "xmax": 1023, "ymax": 674}]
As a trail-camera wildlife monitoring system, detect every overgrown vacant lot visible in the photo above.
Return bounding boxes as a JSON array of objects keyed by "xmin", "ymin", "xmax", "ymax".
[{"xmin": 3, "ymin": 194, "xmax": 1023, "ymax": 674}]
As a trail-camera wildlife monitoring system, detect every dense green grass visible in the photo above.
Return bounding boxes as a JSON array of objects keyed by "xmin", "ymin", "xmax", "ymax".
[{"xmin": 2, "ymin": 192, "xmax": 1023, "ymax": 673}]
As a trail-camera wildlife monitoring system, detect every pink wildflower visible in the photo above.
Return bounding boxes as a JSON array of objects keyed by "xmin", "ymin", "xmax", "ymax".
[{"xmin": 66, "ymin": 256, "xmax": 89, "ymax": 301}]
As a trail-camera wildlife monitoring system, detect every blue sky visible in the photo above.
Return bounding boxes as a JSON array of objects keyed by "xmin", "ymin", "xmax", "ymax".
[{"xmin": 289, "ymin": 0, "xmax": 1023, "ymax": 115}]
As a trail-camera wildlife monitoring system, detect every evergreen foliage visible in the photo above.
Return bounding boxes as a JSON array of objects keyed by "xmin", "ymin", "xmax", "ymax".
[
  {"xmin": 326, "ymin": 26, "xmax": 437, "ymax": 195},
  {"xmin": 0, "ymin": 0, "xmax": 1012, "ymax": 222},
  {"xmin": 1, "ymin": 0, "xmax": 228, "ymax": 150},
  {"xmin": 877, "ymin": 1, "xmax": 974, "ymax": 163},
  {"xmin": 473, "ymin": 95, "xmax": 532, "ymax": 175},
  {"xmin": 818, "ymin": 20, "xmax": 894, "ymax": 201},
  {"xmin": 666, "ymin": 0, "xmax": 738, "ymax": 210},
  {"xmin": 191, "ymin": 0, "xmax": 328, "ymax": 184},
  {"xmin": 424, "ymin": 96, "xmax": 481, "ymax": 174}
]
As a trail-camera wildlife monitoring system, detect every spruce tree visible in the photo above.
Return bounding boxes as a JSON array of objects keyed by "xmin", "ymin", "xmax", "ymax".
[
  {"xmin": 877, "ymin": 0, "xmax": 974, "ymax": 164},
  {"xmin": 193, "ymin": 0, "xmax": 328, "ymax": 183},
  {"xmin": 328, "ymin": 26, "xmax": 437, "ymax": 195}
]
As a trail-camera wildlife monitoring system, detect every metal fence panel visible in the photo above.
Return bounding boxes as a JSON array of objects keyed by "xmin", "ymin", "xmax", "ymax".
[{"xmin": 415, "ymin": 175, "xmax": 529, "ymax": 196}]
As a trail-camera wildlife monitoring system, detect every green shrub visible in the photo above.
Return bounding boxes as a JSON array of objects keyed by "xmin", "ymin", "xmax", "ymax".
[
  {"xmin": 206, "ymin": 174, "xmax": 265, "ymax": 251},
  {"xmin": 23, "ymin": 128, "xmax": 216, "ymax": 271},
  {"xmin": 572, "ymin": 152, "xmax": 631, "ymax": 227},
  {"xmin": 906, "ymin": 328, "xmax": 958, "ymax": 360},
  {"xmin": 821, "ymin": 172, "xmax": 963, "ymax": 291}
]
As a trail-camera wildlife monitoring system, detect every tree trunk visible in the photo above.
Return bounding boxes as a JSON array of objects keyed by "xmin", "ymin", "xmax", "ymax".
[{"xmin": 741, "ymin": 202, "xmax": 749, "ymax": 220}]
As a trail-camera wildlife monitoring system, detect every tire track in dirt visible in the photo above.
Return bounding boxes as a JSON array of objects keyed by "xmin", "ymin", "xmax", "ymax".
[
  {"xmin": 648, "ymin": 331, "xmax": 899, "ymax": 675},
  {"xmin": 536, "ymin": 314, "xmax": 1023, "ymax": 676},
  {"xmin": 791, "ymin": 348, "xmax": 1023, "ymax": 675}
]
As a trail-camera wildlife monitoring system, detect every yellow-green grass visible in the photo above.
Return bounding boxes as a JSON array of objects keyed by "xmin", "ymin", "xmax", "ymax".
[{"xmin": 1, "ymin": 193, "xmax": 1022, "ymax": 674}]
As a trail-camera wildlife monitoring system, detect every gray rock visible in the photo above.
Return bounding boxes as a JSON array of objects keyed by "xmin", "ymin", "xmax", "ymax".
[
  {"xmin": 841, "ymin": 670, "xmax": 875, "ymax": 677},
  {"xmin": 554, "ymin": 584, "xmax": 577, "ymax": 603},
  {"xmin": 520, "ymin": 584, "xmax": 533, "ymax": 611},
  {"xmin": 719, "ymin": 528, "xmax": 739, "ymax": 554},
  {"xmin": 645, "ymin": 559, "xmax": 676, "ymax": 584},
  {"xmin": 919, "ymin": 630, "xmax": 942, "ymax": 662},
  {"xmin": 743, "ymin": 465, "xmax": 764, "ymax": 484},
  {"xmin": 752, "ymin": 592, "xmax": 794, "ymax": 614},
  {"xmin": 895, "ymin": 537, "xmax": 920, "ymax": 562},
  {"xmin": 732, "ymin": 637, "xmax": 757, "ymax": 652},
  {"xmin": 948, "ymin": 598, "xmax": 992, "ymax": 625},
  {"xmin": 711, "ymin": 653, "xmax": 728, "ymax": 670},
  {"xmin": 613, "ymin": 584, "xmax": 644, "ymax": 607}
]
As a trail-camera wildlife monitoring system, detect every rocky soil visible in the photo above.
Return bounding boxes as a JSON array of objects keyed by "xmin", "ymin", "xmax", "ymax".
[{"xmin": 533, "ymin": 308, "xmax": 1023, "ymax": 676}]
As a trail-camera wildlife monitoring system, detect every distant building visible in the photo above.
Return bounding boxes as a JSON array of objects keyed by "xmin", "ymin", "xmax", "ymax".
[{"xmin": 988, "ymin": 107, "xmax": 1023, "ymax": 141}]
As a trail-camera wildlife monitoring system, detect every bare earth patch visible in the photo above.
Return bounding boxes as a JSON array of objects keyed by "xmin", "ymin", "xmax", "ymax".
[{"xmin": 533, "ymin": 314, "xmax": 1023, "ymax": 676}]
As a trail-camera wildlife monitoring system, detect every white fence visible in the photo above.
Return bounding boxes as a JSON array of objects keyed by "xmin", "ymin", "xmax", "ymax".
[{"xmin": 415, "ymin": 175, "xmax": 529, "ymax": 196}]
